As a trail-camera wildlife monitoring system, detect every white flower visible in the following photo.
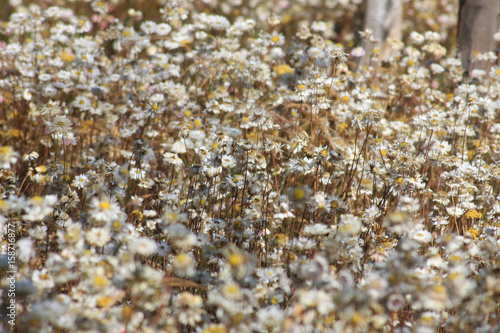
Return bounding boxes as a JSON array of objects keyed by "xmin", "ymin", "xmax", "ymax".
[
  {"xmin": 130, "ymin": 167, "xmax": 146, "ymax": 180},
  {"xmin": 387, "ymin": 294, "xmax": 405, "ymax": 312},
  {"xmin": 140, "ymin": 20, "xmax": 157, "ymax": 34},
  {"xmin": 351, "ymin": 46, "xmax": 365, "ymax": 57},
  {"xmin": 210, "ymin": 15, "xmax": 230, "ymax": 30},
  {"xmin": 172, "ymin": 252, "xmax": 195, "ymax": 277},
  {"xmin": 156, "ymin": 23, "xmax": 172, "ymax": 36},
  {"xmin": 221, "ymin": 154, "xmax": 236, "ymax": 168},
  {"xmin": 412, "ymin": 229, "xmax": 432, "ymax": 243},
  {"xmin": 32, "ymin": 268, "xmax": 55, "ymax": 290},
  {"xmin": 129, "ymin": 237, "xmax": 157, "ymax": 256},
  {"xmin": 189, "ymin": 130, "xmax": 206, "ymax": 141},
  {"xmin": 49, "ymin": 116, "xmax": 73, "ymax": 136},
  {"xmin": 23, "ymin": 195, "xmax": 58, "ymax": 222},
  {"xmin": 430, "ymin": 63, "xmax": 445, "ymax": 74},
  {"xmin": 89, "ymin": 197, "xmax": 121, "ymax": 223},
  {"xmin": 338, "ymin": 214, "xmax": 362, "ymax": 236},
  {"xmin": 0, "ymin": 146, "xmax": 19, "ymax": 169},
  {"xmin": 17, "ymin": 238, "xmax": 35, "ymax": 262},
  {"xmin": 72, "ymin": 95, "xmax": 91, "ymax": 110},
  {"xmin": 303, "ymin": 223, "xmax": 330, "ymax": 236},
  {"xmin": 258, "ymin": 305, "xmax": 284, "ymax": 330},
  {"xmin": 131, "ymin": 195, "xmax": 144, "ymax": 207},
  {"xmin": 446, "ymin": 206, "xmax": 464, "ymax": 217},
  {"xmin": 494, "ymin": 31, "xmax": 500, "ymax": 42},
  {"xmin": 410, "ymin": 31, "xmax": 425, "ymax": 44},
  {"xmin": 38, "ymin": 73, "xmax": 52, "ymax": 81},
  {"xmin": 172, "ymin": 140, "xmax": 188, "ymax": 153},
  {"xmin": 40, "ymin": 100, "xmax": 62, "ymax": 116},
  {"xmin": 307, "ymin": 46, "xmax": 325, "ymax": 58},
  {"xmin": 86, "ymin": 227, "xmax": 111, "ymax": 247},
  {"xmin": 311, "ymin": 21, "xmax": 327, "ymax": 32},
  {"xmin": 156, "ymin": 240, "xmax": 170, "ymax": 256}
]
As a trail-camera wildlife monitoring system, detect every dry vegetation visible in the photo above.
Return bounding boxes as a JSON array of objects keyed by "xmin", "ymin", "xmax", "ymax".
[{"xmin": 0, "ymin": 0, "xmax": 500, "ymax": 332}]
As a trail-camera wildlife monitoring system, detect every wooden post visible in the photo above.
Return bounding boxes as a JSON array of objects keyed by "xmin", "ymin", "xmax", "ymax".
[
  {"xmin": 361, "ymin": 0, "xmax": 403, "ymax": 66},
  {"xmin": 457, "ymin": 0, "xmax": 500, "ymax": 73}
]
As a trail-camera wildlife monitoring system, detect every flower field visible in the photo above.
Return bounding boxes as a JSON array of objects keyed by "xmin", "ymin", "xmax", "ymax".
[{"xmin": 1, "ymin": 0, "xmax": 500, "ymax": 332}]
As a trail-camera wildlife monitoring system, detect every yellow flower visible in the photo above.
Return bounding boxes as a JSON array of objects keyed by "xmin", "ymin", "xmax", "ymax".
[
  {"xmin": 465, "ymin": 210, "xmax": 482, "ymax": 219},
  {"xmin": 467, "ymin": 227, "xmax": 479, "ymax": 239},
  {"xmin": 228, "ymin": 253, "xmax": 244, "ymax": 267},
  {"xmin": 60, "ymin": 51, "xmax": 75, "ymax": 62},
  {"xmin": 273, "ymin": 64, "xmax": 294, "ymax": 75}
]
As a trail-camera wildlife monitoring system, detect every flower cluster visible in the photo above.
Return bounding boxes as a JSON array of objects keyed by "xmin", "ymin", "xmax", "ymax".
[{"xmin": 0, "ymin": 0, "xmax": 499, "ymax": 332}]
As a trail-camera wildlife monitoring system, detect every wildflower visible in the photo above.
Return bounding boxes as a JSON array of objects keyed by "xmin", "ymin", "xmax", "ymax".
[
  {"xmin": 412, "ymin": 229, "xmax": 433, "ymax": 244},
  {"xmin": 410, "ymin": 31, "xmax": 425, "ymax": 44},
  {"xmin": 163, "ymin": 207, "xmax": 188, "ymax": 225},
  {"xmin": 288, "ymin": 157, "xmax": 314, "ymax": 174},
  {"xmin": 17, "ymin": 238, "xmax": 36, "ymax": 262},
  {"xmin": 140, "ymin": 20, "xmax": 157, "ymax": 34},
  {"xmin": 220, "ymin": 281, "xmax": 241, "ymax": 301},
  {"xmin": 32, "ymin": 268, "xmax": 55, "ymax": 290},
  {"xmin": 226, "ymin": 175, "xmax": 244, "ymax": 188},
  {"xmin": 359, "ymin": 179, "xmax": 373, "ymax": 195},
  {"xmin": 131, "ymin": 195, "xmax": 144, "ymax": 207},
  {"xmin": 129, "ymin": 167, "xmax": 146, "ymax": 180},
  {"xmin": 297, "ymin": 288, "xmax": 335, "ymax": 315},
  {"xmin": 307, "ymin": 46, "xmax": 325, "ymax": 58},
  {"xmin": 85, "ymin": 227, "xmax": 111, "ymax": 247},
  {"xmin": 0, "ymin": 146, "xmax": 19, "ymax": 169},
  {"xmin": 312, "ymin": 192, "xmax": 329, "ymax": 213},
  {"xmin": 287, "ymin": 186, "xmax": 312, "ymax": 209},
  {"xmin": 156, "ymin": 240, "xmax": 170, "ymax": 256},
  {"xmin": 270, "ymin": 31, "xmax": 285, "ymax": 45},
  {"xmin": 156, "ymin": 23, "xmax": 172, "ymax": 36},
  {"xmin": 22, "ymin": 151, "xmax": 39, "ymax": 162},
  {"xmin": 163, "ymin": 152, "xmax": 184, "ymax": 167},
  {"xmin": 40, "ymin": 100, "xmax": 61, "ymax": 116},
  {"xmin": 328, "ymin": 46, "xmax": 349, "ymax": 62},
  {"xmin": 311, "ymin": 21, "xmax": 327, "ymax": 32},
  {"xmin": 128, "ymin": 237, "xmax": 157, "ymax": 256},
  {"xmin": 221, "ymin": 154, "xmax": 236, "ymax": 168},
  {"xmin": 296, "ymin": 23, "xmax": 311, "ymax": 39},
  {"xmin": 431, "ymin": 140, "xmax": 452, "ymax": 156},
  {"xmin": 295, "ymin": 82, "xmax": 310, "ymax": 99},
  {"xmin": 328, "ymin": 195, "xmax": 347, "ymax": 214},
  {"xmin": 351, "ymin": 46, "xmax": 365, "ymax": 57},
  {"xmin": 303, "ymin": 223, "xmax": 330, "ymax": 236},
  {"xmin": 258, "ymin": 305, "xmax": 284, "ymax": 331},
  {"xmin": 72, "ymin": 95, "xmax": 92, "ymax": 110},
  {"xmin": 173, "ymin": 292, "xmax": 204, "ymax": 326},
  {"xmin": 172, "ymin": 252, "xmax": 195, "ymax": 277},
  {"xmin": 72, "ymin": 174, "xmax": 89, "ymax": 189},
  {"xmin": 49, "ymin": 116, "xmax": 73, "ymax": 136},
  {"xmin": 446, "ymin": 206, "xmax": 464, "ymax": 218},
  {"xmin": 89, "ymin": 197, "xmax": 121, "ymax": 223},
  {"xmin": 210, "ymin": 15, "xmax": 230, "ymax": 30},
  {"xmin": 64, "ymin": 133, "xmax": 78, "ymax": 146},
  {"xmin": 274, "ymin": 202, "xmax": 295, "ymax": 220},
  {"xmin": 431, "ymin": 215, "xmax": 449, "ymax": 227},
  {"xmin": 427, "ymin": 110, "xmax": 446, "ymax": 130},
  {"xmin": 338, "ymin": 214, "xmax": 362, "ymax": 236},
  {"xmin": 387, "ymin": 294, "xmax": 405, "ymax": 312},
  {"xmin": 91, "ymin": 0, "xmax": 109, "ymax": 14},
  {"xmin": 23, "ymin": 195, "xmax": 58, "ymax": 221}
]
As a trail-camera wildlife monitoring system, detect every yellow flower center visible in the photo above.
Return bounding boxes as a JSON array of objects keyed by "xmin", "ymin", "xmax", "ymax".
[
  {"xmin": 228, "ymin": 253, "xmax": 243, "ymax": 267},
  {"xmin": 99, "ymin": 201, "xmax": 111, "ymax": 210},
  {"xmin": 293, "ymin": 188, "xmax": 305, "ymax": 200}
]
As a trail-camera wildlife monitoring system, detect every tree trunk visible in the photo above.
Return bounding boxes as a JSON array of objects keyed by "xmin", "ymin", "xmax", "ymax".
[
  {"xmin": 457, "ymin": 0, "xmax": 500, "ymax": 73},
  {"xmin": 361, "ymin": 0, "xmax": 403, "ymax": 66}
]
